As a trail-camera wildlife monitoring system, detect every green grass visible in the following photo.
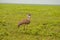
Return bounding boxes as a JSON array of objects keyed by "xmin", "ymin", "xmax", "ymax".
[{"xmin": 0, "ymin": 4, "xmax": 60, "ymax": 40}]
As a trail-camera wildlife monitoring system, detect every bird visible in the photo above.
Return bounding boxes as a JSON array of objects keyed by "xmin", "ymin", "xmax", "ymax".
[{"xmin": 18, "ymin": 14, "xmax": 31, "ymax": 28}]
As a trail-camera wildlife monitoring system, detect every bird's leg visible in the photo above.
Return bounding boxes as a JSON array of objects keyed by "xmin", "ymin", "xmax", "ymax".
[
  {"xmin": 25, "ymin": 24, "xmax": 29, "ymax": 30},
  {"xmin": 23, "ymin": 24, "xmax": 27, "ymax": 31},
  {"xmin": 23, "ymin": 24, "xmax": 25, "ymax": 30}
]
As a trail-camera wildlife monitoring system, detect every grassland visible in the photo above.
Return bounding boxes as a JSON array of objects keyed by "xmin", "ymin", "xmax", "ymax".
[{"xmin": 0, "ymin": 4, "xmax": 60, "ymax": 40}]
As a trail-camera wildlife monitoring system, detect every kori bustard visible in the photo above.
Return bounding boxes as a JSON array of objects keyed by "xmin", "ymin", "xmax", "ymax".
[{"xmin": 18, "ymin": 14, "xmax": 31, "ymax": 28}]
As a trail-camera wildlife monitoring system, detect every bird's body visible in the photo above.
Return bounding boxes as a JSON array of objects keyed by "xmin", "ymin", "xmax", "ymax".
[{"xmin": 18, "ymin": 14, "xmax": 31, "ymax": 28}]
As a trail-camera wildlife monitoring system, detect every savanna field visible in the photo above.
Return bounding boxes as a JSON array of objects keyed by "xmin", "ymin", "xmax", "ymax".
[{"xmin": 0, "ymin": 4, "xmax": 60, "ymax": 40}]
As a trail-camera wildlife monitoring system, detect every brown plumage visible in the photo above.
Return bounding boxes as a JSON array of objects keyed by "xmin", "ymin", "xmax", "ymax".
[{"xmin": 18, "ymin": 14, "xmax": 31, "ymax": 28}]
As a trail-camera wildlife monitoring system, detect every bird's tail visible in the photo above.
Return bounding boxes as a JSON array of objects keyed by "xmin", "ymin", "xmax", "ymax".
[
  {"xmin": 18, "ymin": 23, "xmax": 21, "ymax": 28},
  {"xmin": 18, "ymin": 24, "xmax": 20, "ymax": 28}
]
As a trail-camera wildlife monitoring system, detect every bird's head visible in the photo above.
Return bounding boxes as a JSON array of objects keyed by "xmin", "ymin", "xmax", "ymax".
[
  {"xmin": 27, "ymin": 13, "xmax": 31, "ymax": 20},
  {"xmin": 27, "ymin": 14, "xmax": 31, "ymax": 17}
]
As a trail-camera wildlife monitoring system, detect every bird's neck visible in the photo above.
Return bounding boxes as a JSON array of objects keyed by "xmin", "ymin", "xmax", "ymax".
[{"xmin": 27, "ymin": 16, "xmax": 31, "ymax": 20}]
